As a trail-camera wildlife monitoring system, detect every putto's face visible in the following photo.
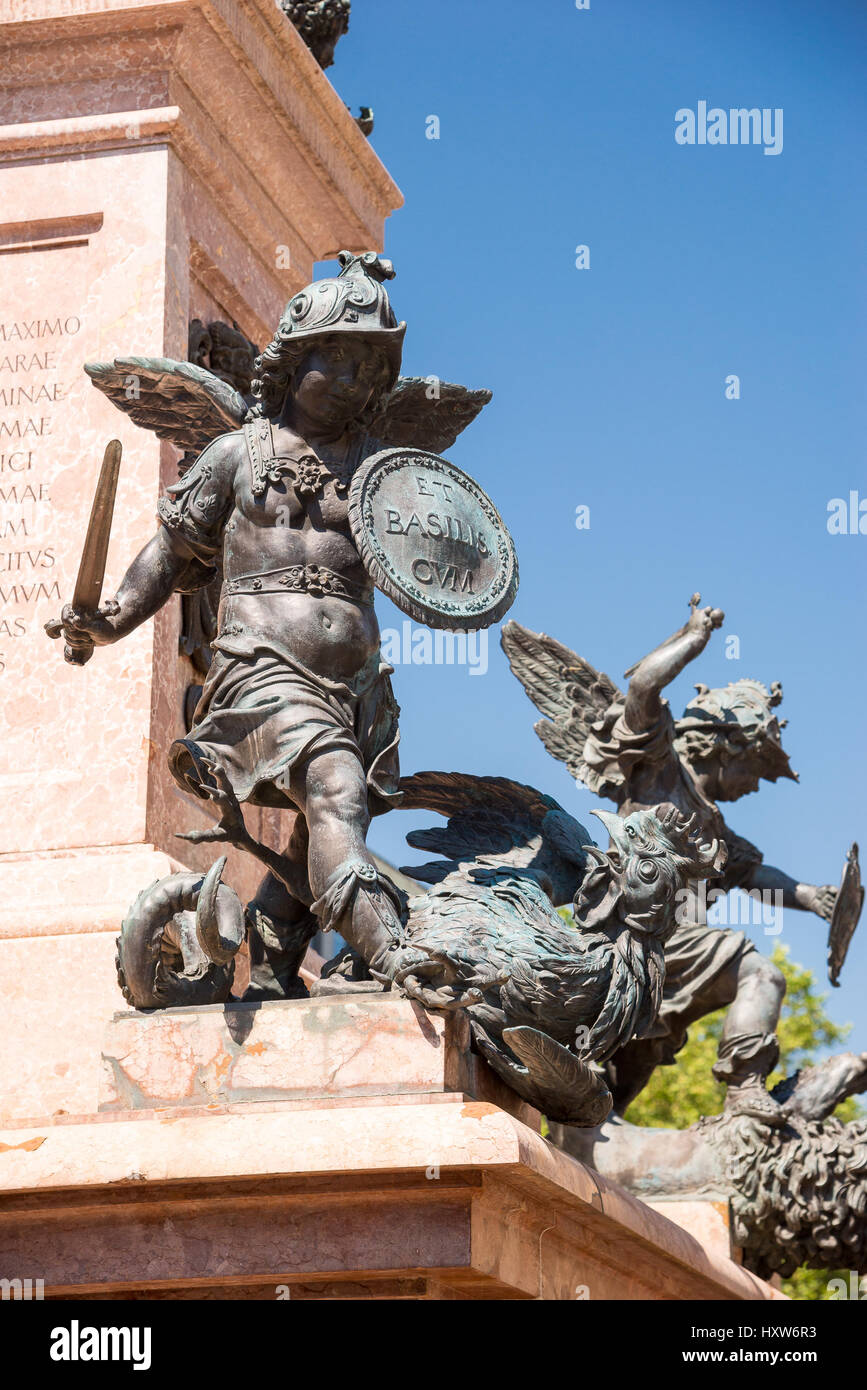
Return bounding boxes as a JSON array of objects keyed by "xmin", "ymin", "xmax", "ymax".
[
  {"xmin": 714, "ymin": 748, "xmax": 764, "ymax": 801},
  {"xmin": 290, "ymin": 337, "xmax": 385, "ymax": 430}
]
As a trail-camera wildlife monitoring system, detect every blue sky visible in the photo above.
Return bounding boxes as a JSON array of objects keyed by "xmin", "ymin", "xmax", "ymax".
[{"xmin": 327, "ymin": 0, "xmax": 867, "ymax": 1052}]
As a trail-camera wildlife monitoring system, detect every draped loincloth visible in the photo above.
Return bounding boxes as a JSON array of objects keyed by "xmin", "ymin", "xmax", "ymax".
[{"xmin": 169, "ymin": 631, "xmax": 401, "ymax": 815}]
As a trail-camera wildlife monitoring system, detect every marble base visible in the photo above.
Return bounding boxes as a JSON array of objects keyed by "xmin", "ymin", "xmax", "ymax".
[
  {"xmin": 98, "ymin": 993, "xmax": 541, "ymax": 1126},
  {"xmin": 646, "ymin": 1199, "xmax": 739, "ymax": 1265},
  {"xmin": 0, "ymin": 1097, "xmax": 782, "ymax": 1301},
  {"xmin": 0, "ymin": 0, "xmax": 401, "ymax": 1132},
  {"xmin": 0, "ymin": 996, "xmax": 785, "ymax": 1301}
]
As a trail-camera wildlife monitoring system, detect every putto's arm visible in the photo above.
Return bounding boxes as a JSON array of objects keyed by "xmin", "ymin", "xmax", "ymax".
[
  {"xmin": 110, "ymin": 529, "xmax": 192, "ymax": 640},
  {"xmin": 624, "ymin": 593, "xmax": 724, "ymax": 732},
  {"xmin": 49, "ymin": 433, "xmax": 239, "ymax": 652},
  {"xmin": 745, "ymin": 862, "xmax": 837, "ymax": 922},
  {"xmin": 52, "ymin": 528, "xmax": 191, "ymax": 649}
]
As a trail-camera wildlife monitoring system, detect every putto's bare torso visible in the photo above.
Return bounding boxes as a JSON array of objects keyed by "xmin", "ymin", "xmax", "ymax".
[{"xmin": 217, "ymin": 426, "xmax": 380, "ymax": 680}]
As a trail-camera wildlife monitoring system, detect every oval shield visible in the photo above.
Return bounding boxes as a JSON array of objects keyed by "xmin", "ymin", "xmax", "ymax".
[
  {"xmin": 348, "ymin": 448, "xmax": 518, "ymax": 630},
  {"xmin": 827, "ymin": 843, "xmax": 864, "ymax": 987}
]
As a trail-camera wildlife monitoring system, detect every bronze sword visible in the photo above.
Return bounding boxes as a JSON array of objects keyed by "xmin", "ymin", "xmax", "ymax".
[{"xmin": 45, "ymin": 439, "xmax": 122, "ymax": 665}]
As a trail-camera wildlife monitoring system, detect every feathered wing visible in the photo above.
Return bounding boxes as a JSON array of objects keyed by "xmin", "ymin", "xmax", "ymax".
[
  {"xmin": 84, "ymin": 357, "xmax": 249, "ymax": 454},
  {"xmin": 500, "ymin": 620, "xmax": 624, "ymax": 789},
  {"xmin": 86, "ymin": 362, "xmax": 488, "ymax": 458},
  {"xmin": 367, "ymin": 377, "xmax": 491, "ymax": 453},
  {"xmin": 399, "ymin": 770, "xmax": 592, "ymax": 905},
  {"xmin": 399, "ymin": 770, "xmax": 558, "ymax": 825}
]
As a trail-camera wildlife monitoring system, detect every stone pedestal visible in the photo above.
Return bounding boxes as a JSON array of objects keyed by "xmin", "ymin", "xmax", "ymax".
[
  {"xmin": 98, "ymin": 993, "xmax": 542, "ymax": 1122},
  {"xmin": 0, "ymin": 0, "xmax": 402, "ymax": 1124},
  {"xmin": 646, "ymin": 1199, "xmax": 739, "ymax": 1265},
  {"xmin": 0, "ymin": 995, "xmax": 784, "ymax": 1300}
]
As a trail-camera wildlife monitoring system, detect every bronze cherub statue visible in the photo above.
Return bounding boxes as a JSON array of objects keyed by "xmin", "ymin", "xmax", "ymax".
[
  {"xmin": 48, "ymin": 252, "xmax": 506, "ymax": 1006},
  {"xmin": 503, "ymin": 594, "xmax": 862, "ymax": 1126}
]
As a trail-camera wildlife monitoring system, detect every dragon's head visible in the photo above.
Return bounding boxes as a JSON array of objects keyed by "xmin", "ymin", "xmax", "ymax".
[{"xmin": 574, "ymin": 804, "xmax": 725, "ymax": 939}]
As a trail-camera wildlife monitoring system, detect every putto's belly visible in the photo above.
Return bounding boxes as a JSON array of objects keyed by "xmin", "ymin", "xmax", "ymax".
[{"xmin": 218, "ymin": 590, "xmax": 381, "ymax": 679}]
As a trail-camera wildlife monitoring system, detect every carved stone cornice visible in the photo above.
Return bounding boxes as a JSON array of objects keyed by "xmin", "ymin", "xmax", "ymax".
[{"xmin": 0, "ymin": 0, "xmax": 403, "ymax": 271}]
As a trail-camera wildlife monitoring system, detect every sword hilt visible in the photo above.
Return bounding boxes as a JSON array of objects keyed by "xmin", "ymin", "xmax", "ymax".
[
  {"xmin": 44, "ymin": 616, "xmax": 96, "ymax": 665},
  {"xmin": 63, "ymin": 632, "xmax": 96, "ymax": 666}
]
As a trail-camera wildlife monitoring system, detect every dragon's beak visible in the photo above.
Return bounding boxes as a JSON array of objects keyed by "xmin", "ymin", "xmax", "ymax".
[{"xmin": 590, "ymin": 809, "xmax": 631, "ymax": 857}]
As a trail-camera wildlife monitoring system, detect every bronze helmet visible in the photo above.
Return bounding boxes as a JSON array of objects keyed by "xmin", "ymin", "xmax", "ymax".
[{"xmin": 274, "ymin": 251, "xmax": 405, "ymax": 389}]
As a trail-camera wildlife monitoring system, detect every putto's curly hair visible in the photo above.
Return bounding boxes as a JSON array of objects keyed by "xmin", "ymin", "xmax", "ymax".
[
  {"xmin": 246, "ymin": 333, "xmax": 393, "ymax": 432},
  {"xmin": 702, "ymin": 1112, "xmax": 867, "ymax": 1278}
]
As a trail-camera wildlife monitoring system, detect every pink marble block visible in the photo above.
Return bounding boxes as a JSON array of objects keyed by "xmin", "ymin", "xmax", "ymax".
[
  {"xmin": 0, "ymin": 1098, "xmax": 786, "ymax": 1300},
  {"xmin": 0, "ymin": 0, "xmax": 401, "ymax": 867},
  {"xmin": 0, "ymin": 0, "xmax": 402, "ymax": 1130},
  {"xmin": 647, "ymin": 1199, "xmax": 741, "ymax": 1265},
  {"xmin": 99, "ymin": 992, "xmax": 541, "ymax": 1128}
]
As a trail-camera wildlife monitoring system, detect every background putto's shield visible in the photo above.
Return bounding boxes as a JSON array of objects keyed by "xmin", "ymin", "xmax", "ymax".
[
  {"xmin": 348, "ymin": 448, "xmax": 518, "ymax": 630},
  {"xmin": 828, "ymin": 843, "xmax": 863, "ymax": 986}
]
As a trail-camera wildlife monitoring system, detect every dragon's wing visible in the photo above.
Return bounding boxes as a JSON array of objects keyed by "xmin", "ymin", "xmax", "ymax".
[
  {"xmin": 501, "ymin": 621, "xmax": 624, "ymax": 780},
  {"xmin": 400, "ymin": 770, "xmax": 558, "ymax": 825},
  {"xmin": 85, "ymin": 357, "xmax": 249, "ymax": 455},
  {"xmin": 368, "ymin": 376, "xmax": 491, "ymax": 453},
  {"xmin": 399, "ymin": 770, "xmax": 591, "ymax": 904}
]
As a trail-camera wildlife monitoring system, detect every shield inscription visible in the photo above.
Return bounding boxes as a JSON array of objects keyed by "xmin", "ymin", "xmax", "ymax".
[{"xmin": 348, "ymin": 448, "xmax": 518, "ymax": 630}]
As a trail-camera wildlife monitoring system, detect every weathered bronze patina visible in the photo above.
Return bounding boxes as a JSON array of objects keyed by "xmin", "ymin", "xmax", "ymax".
[
  {"xmin": 44, "ymin": 438, "xmax": 122, "ymax": 666},
  {"xmin": 48, "ymin": 252, "xmax": 515, "ymax": 1008},
  {"xmin": 828, "ymin": 843, "xmax": 864, "ymax": 986},
  {"xmin": 503, "ymin": 594, "xmax": 862, "ymax": 1126},
  {"xmin": 348, "ymin": 448, "xmax": 517, "ymax": 629}
]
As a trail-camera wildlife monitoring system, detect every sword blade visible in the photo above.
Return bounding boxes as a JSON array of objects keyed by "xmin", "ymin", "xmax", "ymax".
[{"xmin": 72, "ymin": 439, "xmax": 122, "ymax": 612}]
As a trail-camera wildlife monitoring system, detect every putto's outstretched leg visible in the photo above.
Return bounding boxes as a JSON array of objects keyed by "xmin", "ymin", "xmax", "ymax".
[
  {"xmin": 713, "ymin": 950, "xmax": 787, "ymax": 1124},
  {"xmin": 286, "ymin": 748, "xmax": 398, "ymax": 961}
]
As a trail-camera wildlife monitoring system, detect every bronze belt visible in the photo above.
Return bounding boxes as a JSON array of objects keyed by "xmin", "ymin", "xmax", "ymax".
[{"xmin": 224, "ymin": 564, "xmax": 373, "ymax": 603}]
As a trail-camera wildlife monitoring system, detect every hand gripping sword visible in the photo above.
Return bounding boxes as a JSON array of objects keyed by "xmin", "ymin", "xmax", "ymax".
[{"xmin": 44, "ymin": 439, "xmax": 122, "ymax": 665}]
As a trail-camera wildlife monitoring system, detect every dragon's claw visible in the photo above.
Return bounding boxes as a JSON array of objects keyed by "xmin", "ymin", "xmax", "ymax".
[{"xmin": 177, "ymin": 827, "xmax": 234, "ymax": 846}]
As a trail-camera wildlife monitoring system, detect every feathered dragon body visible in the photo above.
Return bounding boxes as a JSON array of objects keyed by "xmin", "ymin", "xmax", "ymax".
[
  {"xmin": 117, "ymin": 772, "xmax": 722, "ymax": 1126},
  {"xmin": 391, "ymin": 772, "xmax": 724, "ymax": 1124}
]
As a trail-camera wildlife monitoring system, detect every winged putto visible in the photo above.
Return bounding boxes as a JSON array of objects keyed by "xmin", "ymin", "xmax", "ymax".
[{"xmin": 502, "ymin": 594, "xmax": 862, "ymax": 1125}]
